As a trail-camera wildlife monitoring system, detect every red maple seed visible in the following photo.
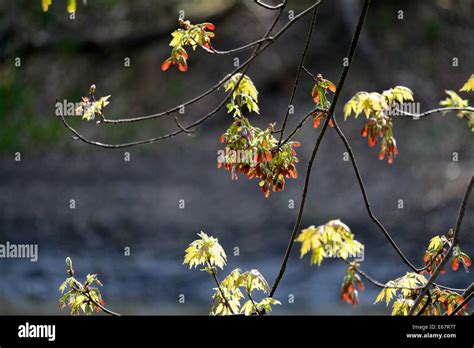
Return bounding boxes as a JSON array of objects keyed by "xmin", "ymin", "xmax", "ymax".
[
  {"xmin": 178, "ymin": 61, "xmax": 188, "ymax": 72},
  {"xmin": 452, "ymin": 258, "xmax": 459, "ymax": 271},
  {"xmin": 204, "ymin": 23, "xmax": 215, "ymax": 31},
  {"xmin": 313, "ymin": 117, "xmax": 321, "ymax": 129},
  {"xmin": 368, "ymin": 135, "xmax": 377, "ymax": 147},
  {"xmin": 161, "ymin": 59, "xmax": 172, "ymax": 71},
  {"xmin": 361, "ymin": 126, "xmax": 369, "ymax": 138}
]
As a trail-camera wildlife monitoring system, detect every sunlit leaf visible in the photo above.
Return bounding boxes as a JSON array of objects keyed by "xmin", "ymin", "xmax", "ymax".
[
  {"xmin": 183, "ymin": 231, "xmax": 227, "ymax": 270},
  {"xmin": 460, "ymin": 75, "xmax": 474, "ymax": 92}
]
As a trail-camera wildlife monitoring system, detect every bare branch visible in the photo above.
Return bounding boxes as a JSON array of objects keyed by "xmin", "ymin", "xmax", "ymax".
[
  {"xmin": 331, "ymin": 116, "xmax": 421, "ymax": 272},
  {"xmin": 393, "ymin": 106, "xmax": 474, "ymax": 119},
  {"xmin": 59, "ymin": 40, "xmax": 271, "ymax": 148},
  {"xmin": 301, "ymin": 66, "xmax": 318, "ymax": 83},
  {"xmin": 409, "ymin": 176, "xmax": 473, "ymax": 315},
  {"xmin": 254, "ymin": 0, "xmax": 286, "ymax": 10},
  {"xmin": 84, "ymin": 291, "xmax": 122, "ymax": 317},
  {"xmin": 270, "ymin": 0, "xmax": 371, "ymax": 298},
  {"xmin": 210, "ymin": 267, "xmax": 235, "ymax": 315},
  {"xmin": 341, "ymin": 259, "xmax": 423, "ymax": 290},
  {"xmin": 174, "ymin": 116, "xmax": 199, "ymax": 134},
  {"xmin": 59, "ymin": 1, "xmax": 324, "ymax": 149},
  {"xmin": 247, "ymin": 292, "xmax": 263, "ymax": 316},
  {"xmin": 277, "ymin": 4, "xmax": 320, "ymax": 147},
  {"xmin": 278, "ymin": 106, "xmax": 327, "ymax": 146},
  {"xmin": 99, "ymin": 0, "xmax": 321, "ymax": 125}
]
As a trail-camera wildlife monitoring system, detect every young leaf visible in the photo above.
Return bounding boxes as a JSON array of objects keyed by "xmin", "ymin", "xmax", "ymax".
[
  {"xmin": 460, "ymin": 75, "xmax": 474, "ymax": 92},
  {"xmin": 183, "ymin": 231, "xmax": 227, "ymax": 270}
]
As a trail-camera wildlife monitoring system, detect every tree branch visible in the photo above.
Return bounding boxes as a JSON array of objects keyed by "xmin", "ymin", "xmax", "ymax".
[
  {"xmin": 330, "ymin": 116, "xmax": 421, "ymax": 272},
  {"xmin": 69, "ymin": 282, "xmax": 122, "ymax": 317},
  {"xmin": 270, "ymin": 0, "xmax": 371, "ymax": 298},
  {"xmin": 254, "ymin": 0, "xmax": 286, "ymax": 10},
  {"xmin": 59, "ymin": 2, "xmax": 325, "ymax": 149},
  {"xmin": 393, "ymin": 106, "xmax": 474, "ymax": 119},
  {"xmin": 277, "ymin": 4, "xmax": 320, "ymax": 147},
  {"xmin": 84, "ymin": 290, "xmax": 122, "ymax": 317},
  {"xmin": 209, "ymin": 267, "xmax": 235, "ymax": 315},
  {"xmin": 247, "ymin": 292, "xmax": 263, "ymax": 316},
  {"xmin": 341, "ymin": 259, "xmax": 423, "ymax": 290},
  {"xmin": 174, "ymin": 116, "xmax": 199, "ymax": 134},
  {"xmin": 99, "ymin": 0, "xmax": 321, "ymax": 125},
  {"xmin": 409, "ymin": 176, "xmax": 473, "ymax": 315},
  {"xmin": 277, "ymin": 106, "xmax": 327, "ymax": 145}
]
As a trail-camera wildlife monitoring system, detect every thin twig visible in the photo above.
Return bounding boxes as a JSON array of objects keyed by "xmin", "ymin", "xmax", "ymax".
[
  {"xmin": 211, "ymin": 37, "xmax": 272, "ymax": 55},
  {"xmin": 301, "ymin": 66, "xmax": 318, "ymax": 83},
  {"xmin": 435, "ymin": 284, "xmax": 465, "ymax": 293},
  {"xmin": 248, "ymin": 292, "xmax": 263, "ymax": 316},
  {"xmin": 270, "ymin": 0, "xmax": 371, "ymax": 298},
  {"xmin": 277, "ymin": 106, "xmax": 327, "ymax": 145},
  {"xmin": 209, "ymin": 266, "xmax": 235, "ymax": 314},
  {"xmin": 99, "ymin": 0, "xmax": 320, "ymax": 125},
  {"xmin": 393, "ymin": 106, "xmax": 474, "ymax": 119},
  {"xmin": 60, "ymin": 2, "xmax": 324, "ymax": 149},
  {"xmin": 331, "ymin": 116, "xmax": 420, "ymax": 272},
  {"xmin": 304, "ymin": 63, "xmax": 457, "ymax": 274},
  {"xmin": 409, "ymin": 176, "xmax": 473, "ymax": 315},
  {"xmin": 341, "ymin": 259, "xmax": 423, "ymax": 290},
  {"xmin": 254, "ymin": 0, "xmax": 286, "ymax": 10},
  {"xmin": 70, "ymin": 283, "xmax": 122, "ymax": 317},
  {"xmin": 60, "ymin": 39, "xmax": 268, "ymax": 148},
  {"xmin": 84, "ymin": 290, "xmax": 122, "ymax": 317},
  {"xmin": 277, "ymin": 4, "xmax": 320, "ymax": 147},
  {"xmin": 174, "ymin": 116, "xmax": 199, "ymax": 134}
]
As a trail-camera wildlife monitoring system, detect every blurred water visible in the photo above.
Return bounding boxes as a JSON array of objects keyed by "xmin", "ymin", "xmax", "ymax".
[{"xmin": 0, "ymin": 248, "xmax": 471, "ymax": 315}]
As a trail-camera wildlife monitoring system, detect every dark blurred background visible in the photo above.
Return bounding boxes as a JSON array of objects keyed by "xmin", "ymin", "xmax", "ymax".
[{"xmin": 0, "ymin": 0, "xmax": 472, "ymax": 315}]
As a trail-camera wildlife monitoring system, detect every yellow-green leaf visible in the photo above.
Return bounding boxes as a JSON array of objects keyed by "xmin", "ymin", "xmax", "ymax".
[
  {"xmin": 67, "ymin": 0, "xmax": 76, "ymax": 13},
  {"xmin": 42, "ymin": 0, "xmax": 52, "ymax": 12},
  {"xmin": 460, "ymin": 75, "xmax": 474, "ymax": 92}
]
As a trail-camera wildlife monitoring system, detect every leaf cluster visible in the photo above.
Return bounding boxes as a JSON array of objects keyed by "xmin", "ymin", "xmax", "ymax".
[
  {"xmin": 58, "ymin": 258, "xmax": 106, "ymax": 316},
  {"xmin": 296, "ymin": 219, "xmax": 364, "ymax": 266},
  {"xmin": 161, "ymin": 19, "xmax": 215, "ymax": 72}
]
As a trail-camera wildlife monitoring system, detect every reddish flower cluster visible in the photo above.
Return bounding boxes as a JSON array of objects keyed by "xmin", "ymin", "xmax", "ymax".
[
  {"xmin": 161, "ymin": 48, "xmax": 189, "ymax": 72},
  {"xmin": 312, "ymin": 111, "xmax": 334, "ymax": 129},
  {"xmin": 422, "ymin": 235, "xmax": 471, "ymax": 275},
  {"xmin": 161, "ymin": 20, "xmax": 215, "ymax": 72},
  {"xmin": 361, "ymin": 117, "xmax": 398, "ymax": 164},
  {"xmin": 218, "ymin": 118, "xmax": 300, "ymax": 197},
  {"xmin": 310, "ymin": 73, "xmax": 336, "ymax": 129},
  {"xmin": 422, "ymin": 236, "xmax": 449, "ymax": 275},
  {"xmin": 340, "ymin": 266, "xmax": 364, "ymax": 307},
  {"xmin": 451, "ymin": 246, "xmax": 471, "ymax": 272},
  {"xmin": 379, "ymin": 137, "xmax": 398, "ymax": 164},
  {"xmin": 249, "ymin": 144, "xmax": 299, "ymax": 197},
  {"xmin": 431, "ymin": 288, "xmax": 468, "ymax": 315},
  {"xmin": 360, "ymin": 118, "xmax": 378, "ymax": 147},
  {"xmin": 423, "ymin": 252, "xmax": 447, "ymax": 275}
]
